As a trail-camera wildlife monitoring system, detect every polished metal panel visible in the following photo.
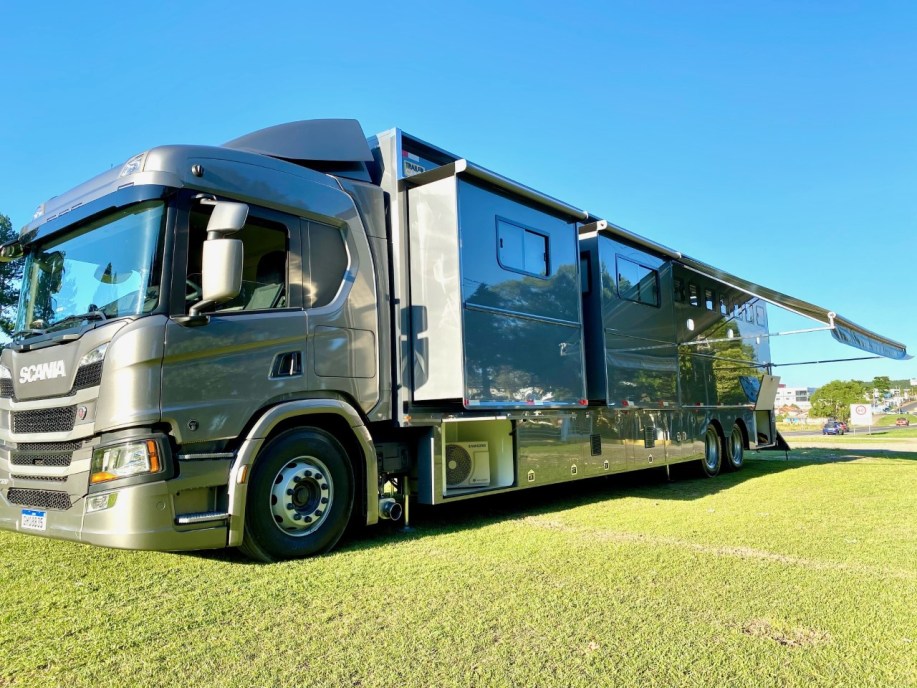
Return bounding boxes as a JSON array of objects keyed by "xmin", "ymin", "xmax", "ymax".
[
  {"xmin": 407, "ymin": 176, "xmax": 464, "ymax": 401},
  {"xmin": 516, "ymin": 414, "xmax": 587, "ymax": 484}
]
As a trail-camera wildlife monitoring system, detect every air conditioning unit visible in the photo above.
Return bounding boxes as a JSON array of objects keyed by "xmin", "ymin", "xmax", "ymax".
[{"xmin": 445, "ymin": 441, "xmax": 491, "ymax": 488}]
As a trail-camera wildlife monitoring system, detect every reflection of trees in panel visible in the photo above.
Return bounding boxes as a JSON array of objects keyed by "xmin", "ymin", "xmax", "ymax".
[
  {"xmin": 679, "ymin": 318, "xmax": 762, "ymax": 406},
  {"xmin": 463, "ymin": 265, "xmax": 583, "ymax": 404}
]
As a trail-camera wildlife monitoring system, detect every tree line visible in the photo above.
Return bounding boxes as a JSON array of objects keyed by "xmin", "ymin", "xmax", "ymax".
[
  {"xmin": 808, "ymin": 376, "xmax": 909, "ymax": 422},
  {"xmin": 0, "ymin": 213, "xmax": 22, "ymax": 337}
]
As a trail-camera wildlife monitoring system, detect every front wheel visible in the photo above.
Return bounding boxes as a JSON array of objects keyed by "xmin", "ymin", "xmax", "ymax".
[
  {"xmin": 724, "ymin": 424, "xmax": 744, "ymax": 471},
  {"xmin": 239, "ymin": 428, "xmax": 354, "ymax": 562},
  {"xmin": 699, "ymin": 425, "xmax": 722, "ymax": 477}
]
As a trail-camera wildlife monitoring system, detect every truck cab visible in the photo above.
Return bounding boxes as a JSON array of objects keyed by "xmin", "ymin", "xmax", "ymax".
[{"xmin": 0, "ymin": 120, "xmax": 387, "ymax": 557}]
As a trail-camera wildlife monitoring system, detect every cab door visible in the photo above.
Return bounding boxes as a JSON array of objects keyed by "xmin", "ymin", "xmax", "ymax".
[{"xmin": 161, "ymin": 202, "xmax": 306, "ymax": 445}]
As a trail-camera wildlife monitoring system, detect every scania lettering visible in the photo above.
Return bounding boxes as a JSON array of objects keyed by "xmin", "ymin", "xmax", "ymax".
[
  {"xmin": 0, "ymin": 120, "xmax": 908, "ymax": 560},
  {"xmin": 19, "ymin": 360, "xmax": 66, "ymax": 384}
]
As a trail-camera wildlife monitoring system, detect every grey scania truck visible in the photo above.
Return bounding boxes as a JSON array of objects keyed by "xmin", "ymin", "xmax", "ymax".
[{"xmin": 0, "ymin": 119, "xmax": 908, "ymax": 560}]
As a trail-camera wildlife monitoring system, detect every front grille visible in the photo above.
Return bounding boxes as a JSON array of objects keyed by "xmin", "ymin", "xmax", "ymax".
[
  {"xmin": 11, "ymin": 452, "xmax": 73, "ymax": 467},
  {"xmin": 11, "ymin": 474, "xmax": 68, "ymax": 482},
  {"xmin": 11, "ymin": 406, "xmax": 76, "ymax": 434},
  {"xmin": 73, "ymin": 362, "xmax": 103, "ymax": 390},
  {"xmin": 17, "ymin": 441, "xmax": 83, "ymax": 452},
  {"xmin": 0, "ymin": 379, "xmax": 12, "ymax": 399},
  {"xmin": 6, "ymin": 487, "xmax": 71, "ymax": 510}
]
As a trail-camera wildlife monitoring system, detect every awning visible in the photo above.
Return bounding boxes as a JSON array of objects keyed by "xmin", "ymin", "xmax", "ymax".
[{"xmin": 585, "ymin": 219, "xmax": 910, "ymax": 361}]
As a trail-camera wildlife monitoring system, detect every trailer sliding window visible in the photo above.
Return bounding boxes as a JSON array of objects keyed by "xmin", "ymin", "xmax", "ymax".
[
  {"xmin": 497, "ymin": 218, "xmax": 549, "ymax": 278},
  {"xmin": 616, "ymin": 255, "xmax": 659, "ymax": 307},
  {"xmin": 704, "ymin": 288, "xmax": 715, "ymax": 311},
  {"xmin": 673, "ymin": 277, "xmax": 685, "ymax": 302}
]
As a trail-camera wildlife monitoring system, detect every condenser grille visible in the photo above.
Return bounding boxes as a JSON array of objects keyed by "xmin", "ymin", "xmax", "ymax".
[
  {"xmin": 590, "ymin": 434, "xmax": 602, "ymax": 456},
  {"xmin": 445, "ymin": 444, "xmax": 473, "ymax": 486},
  {"xmin": 11, "ymin": 406, "xmax": 76, "ymax": 434},
  {"xmin": 6, "ymin": 488, "xmax": 71, "ymax": 510}
]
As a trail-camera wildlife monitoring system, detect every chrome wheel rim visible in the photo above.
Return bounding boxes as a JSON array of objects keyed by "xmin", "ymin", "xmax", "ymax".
[
  {"xmin": 269, "ymin": 456, "xmax": 334, "ymax": 537},
  {"xmin": 704, "ymin": 428, "xmax": 720, "ymax": 471},
  {"xmin": 729, "ymin": 427, "xmax": 743, "ymax": 466}
]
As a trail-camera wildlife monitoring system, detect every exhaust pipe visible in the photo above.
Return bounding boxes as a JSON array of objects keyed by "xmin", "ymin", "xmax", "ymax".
[{"xmin": 379, "ymin": 497, "xmax": 403, "ymax": 521}]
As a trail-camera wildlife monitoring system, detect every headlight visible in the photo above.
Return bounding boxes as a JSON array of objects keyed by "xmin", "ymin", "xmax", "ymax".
[
  {"xmin": 79, "ymin": 343, "xmax": 108, "ymax": 367},
  {"xmin": 0, "ymin": 364, "xmax": 11, "ymax": 380},
  {"xmin": 91, "ymin": 439, "xmax": 162, "ymax": 484}
]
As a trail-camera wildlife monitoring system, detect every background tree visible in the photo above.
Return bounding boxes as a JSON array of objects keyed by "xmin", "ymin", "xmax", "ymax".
[
  {"xmin": 0, "ymin": 213, "xmax": 23, "ymax": 337},
  {"xmin": 809, "ymin": 379, "xmax": 869, "ymax": 422}
]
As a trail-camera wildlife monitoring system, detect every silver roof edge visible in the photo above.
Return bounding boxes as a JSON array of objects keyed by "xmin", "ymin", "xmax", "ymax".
[{"xmin": 405, "ymin": 159, "xmax": 589, "ymax": 221}]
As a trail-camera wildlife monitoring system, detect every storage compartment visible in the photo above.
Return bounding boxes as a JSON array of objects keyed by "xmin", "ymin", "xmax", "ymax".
[
  {"xmin": 441, "ymin": 419, "xmax": 514, "ymax": 495},
  {"xmin": 407, "ymin": 170, "xmax": 586, "ymax": 408}
]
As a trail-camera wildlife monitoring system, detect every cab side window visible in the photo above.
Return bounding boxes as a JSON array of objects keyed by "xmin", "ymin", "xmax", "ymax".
[
  {"xmin": 303, "ymin": 220, "xmax": 348, "ymax": 309},
  {"xmin": 187, "ymin": 209, "xmax": 289, "ymax": 312}
]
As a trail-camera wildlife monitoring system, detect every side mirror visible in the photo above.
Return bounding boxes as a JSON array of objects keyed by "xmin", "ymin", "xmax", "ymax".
[
  {"xmin": 183, "ymin": 201, "xmax": 248, "ymax": 322},
  {"xmin": 206, "ymin": 201, "xmax": 249, "ymax": 236},
  {"xmin": 200, "ymin": 238, "xmax": 243, "ymax": 306}
]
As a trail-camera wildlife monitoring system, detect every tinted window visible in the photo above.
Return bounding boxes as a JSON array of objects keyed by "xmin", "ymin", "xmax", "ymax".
[
  {"xmin": 304, "ymin": 220, "xmax": 348, "ymax": 308},
  {"xmin": 188, "ymin": 209, "xmax": 288, "ymax": 312},
  {"xmin": 674, "ymin": 277, "xmax": 685, "ymax": 302},
  {"xmin": 616, "ymin": 255, "xmax": 659, "ymax": 306},
  {"xmin": 497, "ymin": 219, "xmax": 548, "ymax": 277}
]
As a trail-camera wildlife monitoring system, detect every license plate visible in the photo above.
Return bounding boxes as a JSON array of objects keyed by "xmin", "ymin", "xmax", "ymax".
[{"xmin": 21, "ymin": 509, "xmax": 47, "ymax": 531}]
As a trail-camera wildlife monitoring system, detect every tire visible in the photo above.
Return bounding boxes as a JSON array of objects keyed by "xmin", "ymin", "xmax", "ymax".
[
  {"xmin": 239, "ymin": 428, "xmax": 354, "ymax": 562},
  {"xmin": 724, "ymin": 423, "xmax": 744, "ymax": 472},
  {"xmin": 698, "ymin": 425, "xmax": 722, "ymax": 477}
]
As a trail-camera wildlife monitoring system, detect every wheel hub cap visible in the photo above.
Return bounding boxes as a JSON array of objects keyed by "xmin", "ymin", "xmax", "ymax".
[{"xmin": 269, "ymin": 457, "xmax": 333, "ymax": 537}]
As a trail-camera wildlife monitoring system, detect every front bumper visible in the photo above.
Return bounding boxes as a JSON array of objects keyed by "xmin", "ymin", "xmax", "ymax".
[{"xmin": 0, "ymin": 462, "xmax": 233, "ymax": 552}]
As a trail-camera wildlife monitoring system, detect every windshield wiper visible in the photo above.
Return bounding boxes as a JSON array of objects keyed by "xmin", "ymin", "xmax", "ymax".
[
  {"xmin": 11, "ymin": 327, "xmax": 47, "ymax": 339},
  {"xmin": 46, "ymin": 310, "xmax": 108, "ymax": 333}
]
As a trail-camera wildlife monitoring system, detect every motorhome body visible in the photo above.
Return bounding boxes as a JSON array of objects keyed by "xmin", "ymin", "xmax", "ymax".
[{"xmin": 0, "ymin": 120, "xmax": 907, "ymax": 559}]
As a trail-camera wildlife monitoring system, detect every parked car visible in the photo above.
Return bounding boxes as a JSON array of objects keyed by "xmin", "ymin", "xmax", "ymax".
[
  {"xmin": 823, "ymin": 421, "xmax": 845, "ymax": 435},
  {"xmin": 895, "ymin": 418, "xmax": 910, "ymax": 427}
]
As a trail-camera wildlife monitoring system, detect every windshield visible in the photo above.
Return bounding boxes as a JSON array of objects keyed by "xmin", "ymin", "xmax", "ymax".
[{"xmin": 16, "ymin": 201, "xmax": 164, "ymax": 334}]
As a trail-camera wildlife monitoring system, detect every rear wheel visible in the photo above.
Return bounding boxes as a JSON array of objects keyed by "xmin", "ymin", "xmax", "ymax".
[
  {"xmin": 724, "ymin": 424, "xmax": 744, "ymax": 471},
  {"xmin": 699, "ymin": 425, "xmax": 722, "ymax": 477},
  {"xmin": 239, "ymin": 428, "xmax": 354, "ymax": 562}
]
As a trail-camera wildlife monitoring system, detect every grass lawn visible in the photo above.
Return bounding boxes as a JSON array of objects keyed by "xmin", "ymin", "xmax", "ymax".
[{"xmin": 2, "ymin": 450, "xmax": 915, "ymax": 687}]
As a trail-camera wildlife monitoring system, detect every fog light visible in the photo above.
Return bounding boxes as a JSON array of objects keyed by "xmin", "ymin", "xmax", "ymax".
[{"xmin": 86, "ymin": 492, "xmax": 118, "ymax": 513}]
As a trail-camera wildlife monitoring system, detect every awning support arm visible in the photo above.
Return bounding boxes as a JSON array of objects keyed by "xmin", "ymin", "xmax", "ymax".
[
  {"xmin": 677, "ymin": 324, "xmax": 836, "ymax": 348},
  {"xmin": 772, "ymin": 355, "xmax": 882, "ymax": 367}
]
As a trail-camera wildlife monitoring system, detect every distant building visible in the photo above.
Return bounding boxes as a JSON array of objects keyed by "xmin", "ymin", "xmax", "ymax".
[{"xmin": 774, "ymin": 384, "xmax": 816, "ymax": 410}]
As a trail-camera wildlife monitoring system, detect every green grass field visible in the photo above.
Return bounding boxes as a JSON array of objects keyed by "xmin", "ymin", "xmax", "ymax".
[{"xmin": 2, "ymin": 450, "xmax": 915, "ymax": 687}]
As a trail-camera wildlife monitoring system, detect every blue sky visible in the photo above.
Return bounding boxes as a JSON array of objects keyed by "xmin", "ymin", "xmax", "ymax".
[{"xmin": 1, "ymin": 1, "xmax": 915, "ymax": 389}]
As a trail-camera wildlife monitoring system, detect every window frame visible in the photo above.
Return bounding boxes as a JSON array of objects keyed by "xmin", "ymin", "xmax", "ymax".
[
  {"xmin": 172, "ymin": 194, "xmax": 303, "ymax": 316},
  {"xmin": 615, "ymin": 254, "xmax": 660, "ymax": 308},
  {"xmin": 495, "ymin": 216, "xmax": 550, "ymax": 279}
]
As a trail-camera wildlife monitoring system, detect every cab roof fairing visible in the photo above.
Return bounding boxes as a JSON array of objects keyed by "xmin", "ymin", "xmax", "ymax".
[{"xmin": 582, "ymin": 218, "xmax": 909, "ymax": 362}]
